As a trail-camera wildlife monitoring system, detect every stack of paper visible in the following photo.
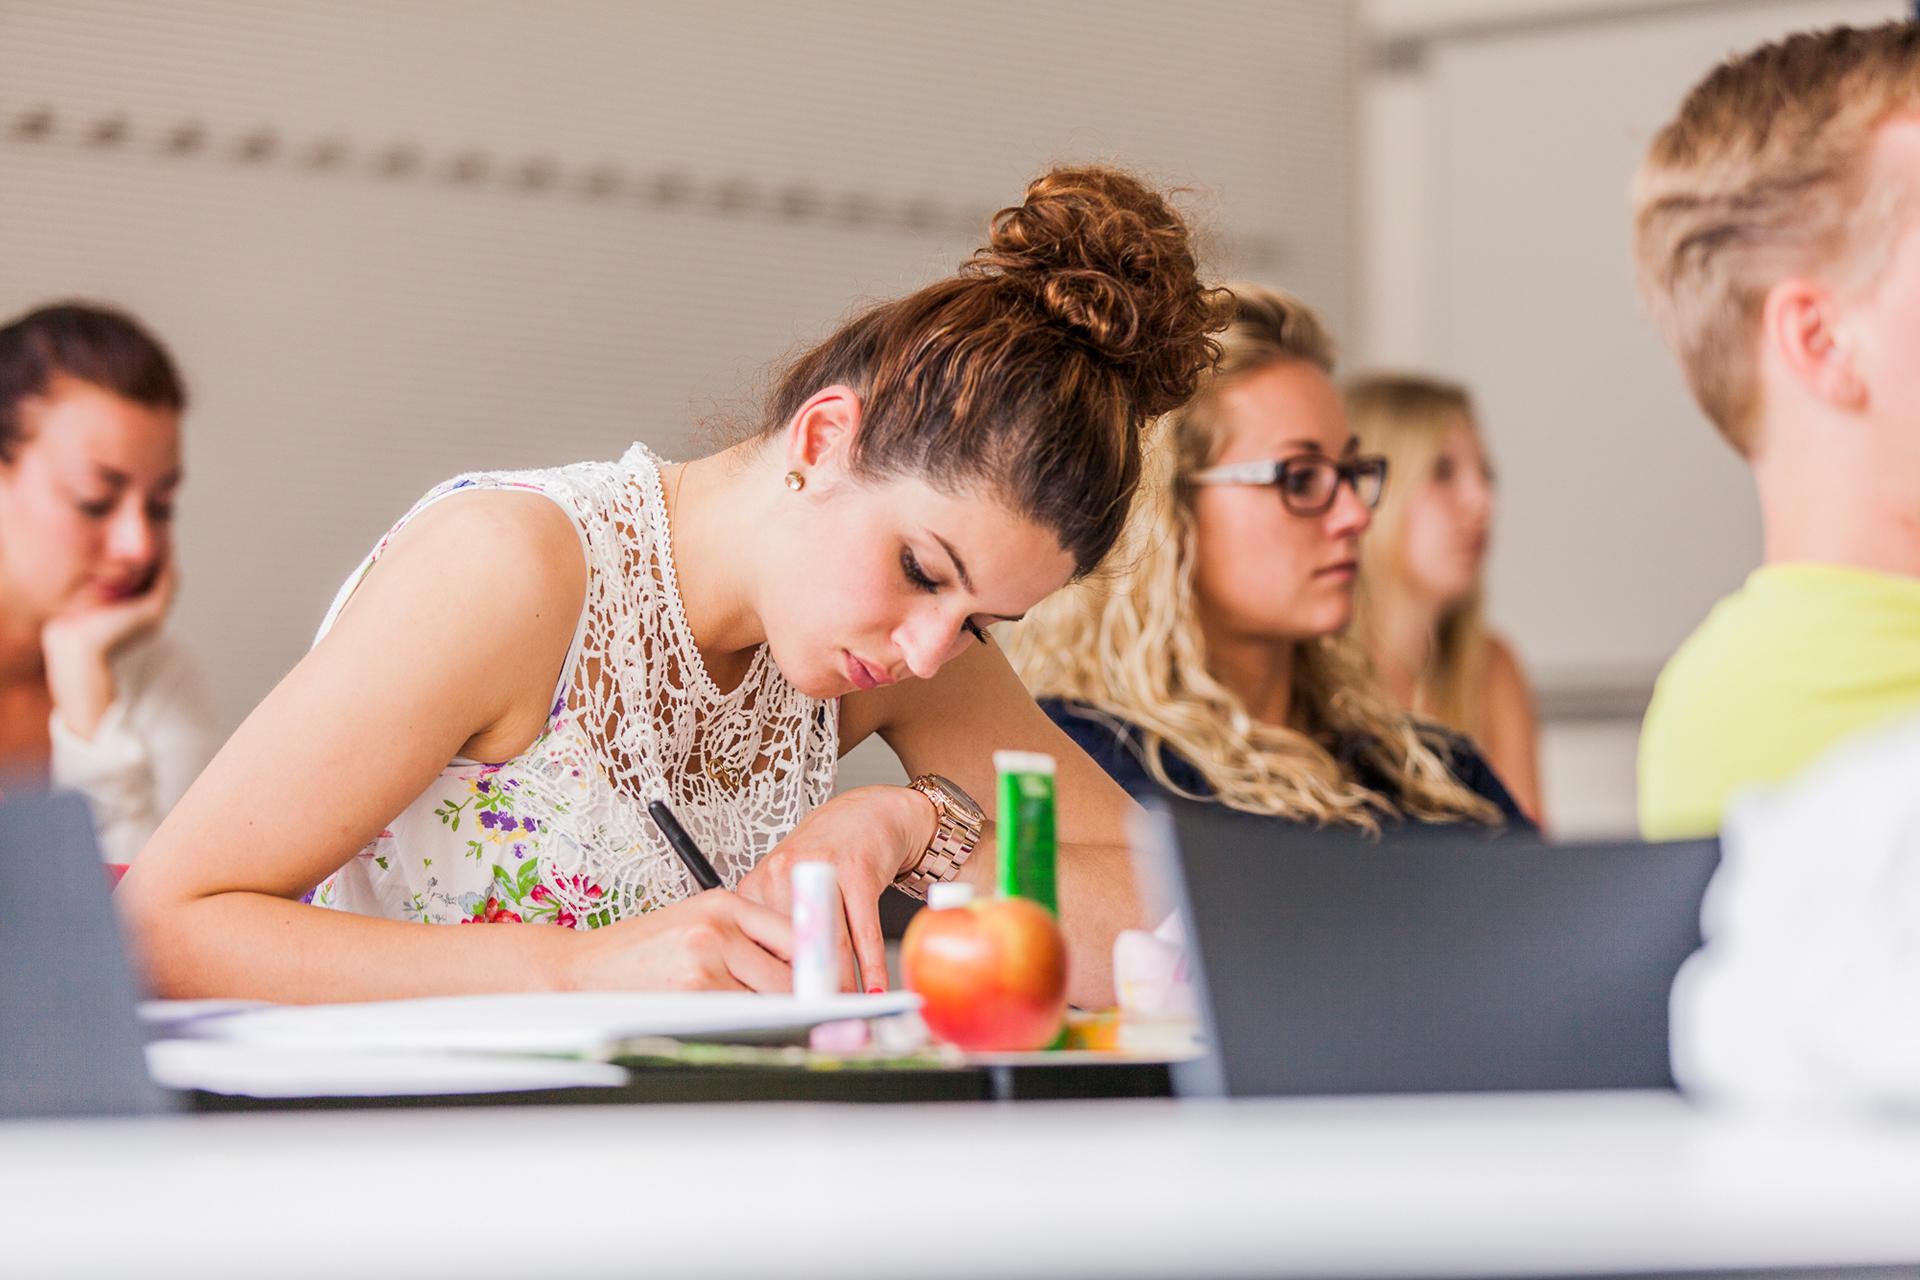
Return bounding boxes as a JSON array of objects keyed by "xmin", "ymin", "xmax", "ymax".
[
  {"xmin": 143, "ymin": 991, "xmax": 919, "ymax": 1098},
  {"xmin": 144, "ymin": 1040, "xmax": 631, "ymax": 1097}
]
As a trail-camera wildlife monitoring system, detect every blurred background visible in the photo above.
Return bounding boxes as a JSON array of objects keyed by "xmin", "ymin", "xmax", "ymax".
[{"xmin": 0, "ymin": 0, "xmax": 1901, "ymax": 836}]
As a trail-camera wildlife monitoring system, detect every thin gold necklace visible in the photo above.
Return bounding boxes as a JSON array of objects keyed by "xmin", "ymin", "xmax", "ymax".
[
  {"xmin": 668, "ymin": 459, "xmax": 745, "ymax": 790},
  {"xmin": 669, "ymin": 457, "xmax": 690, "ymax": 519}
]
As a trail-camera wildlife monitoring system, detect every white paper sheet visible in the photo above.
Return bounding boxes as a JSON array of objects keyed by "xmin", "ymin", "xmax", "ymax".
[
  {"xmin": 146, "ymin": 1038, "xmax": 630, "ymax": 1097},
  {"xmin": 138, "ymin": 999, "xmax": 268, "ymax": 1034},
  {"xmin": 148, "ymin": 990, "xmax": 921, "ymax": 1056}
]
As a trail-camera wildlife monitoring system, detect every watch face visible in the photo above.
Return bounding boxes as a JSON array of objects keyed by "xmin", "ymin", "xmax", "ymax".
[{"xmin": 927, "ymin": 774, "xmax": 985, "ymax": 823}]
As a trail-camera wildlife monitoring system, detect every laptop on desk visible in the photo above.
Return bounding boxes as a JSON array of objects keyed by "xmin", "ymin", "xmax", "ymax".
[
  {"xmin": 0, "ymin": 789, "xmax": 172, "ymax": 1117},
  {"xmin": 1140, "ymin": 800, "xmax": 1719, "ymax": 1098}
]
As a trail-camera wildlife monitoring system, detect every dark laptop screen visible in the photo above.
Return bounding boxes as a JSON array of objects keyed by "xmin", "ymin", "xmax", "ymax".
[
  {"xmin": 0, "ymin": 790, "xmax": 170, "ymax": 1117},
  {"xmin": 1150, "ymin": 800, "xmax": 1719, "ymax": 1097}
]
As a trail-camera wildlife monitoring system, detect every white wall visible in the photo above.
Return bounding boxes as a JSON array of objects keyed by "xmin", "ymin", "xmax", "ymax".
[
  {"xmin": 1370, "ymin": 0, "xmax": 1750, "ymax": 38},
  {"xmin": 1358, "ymin": 0, "xmax": 1905, "ymax": 835},
  {"xmin": 19, "ymin": 0, "xmax": 1886, "ymax": 833},
  {"xmin": 0, "ymin": 0, "xmax": 1357, "ymax": 804}
]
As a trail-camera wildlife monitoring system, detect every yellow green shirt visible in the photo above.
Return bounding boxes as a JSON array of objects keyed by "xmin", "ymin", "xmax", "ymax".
[{"xmin": 1639, "ymin": 563, "xmax": 1920, "ymax": 839}]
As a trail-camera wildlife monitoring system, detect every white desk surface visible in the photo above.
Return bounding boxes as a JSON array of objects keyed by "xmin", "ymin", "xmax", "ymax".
[{"xmin": 7, "ymin": 1090, "xmax": 1920, "ymax": 1278}]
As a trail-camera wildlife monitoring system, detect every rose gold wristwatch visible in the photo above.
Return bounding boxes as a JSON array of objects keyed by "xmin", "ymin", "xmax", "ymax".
[{"xmin": 895, "ymin": 774, "xmax": 985, "ymax": 899}]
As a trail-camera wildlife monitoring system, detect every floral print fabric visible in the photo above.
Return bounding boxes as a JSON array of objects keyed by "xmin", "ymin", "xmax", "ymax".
[{"xmin": 305, "ymin": 445, "xmax": 840, "ymax": 932}]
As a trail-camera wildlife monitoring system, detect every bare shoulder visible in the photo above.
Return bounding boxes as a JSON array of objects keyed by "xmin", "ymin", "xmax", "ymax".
[
  {"xmin": 1483, "ymin": 632, "xmax": 1535, "ymax": 708},
  {"xmin": 386, "ymin": 488, "xmax": 582, "ymax": 580},
  {"xmin": 322, "ymin": 488, "xmax": 589, "ymax": 726},
  {"xmin": 337, "ymin": 489, "xmax": 586, "ymax": 635}
]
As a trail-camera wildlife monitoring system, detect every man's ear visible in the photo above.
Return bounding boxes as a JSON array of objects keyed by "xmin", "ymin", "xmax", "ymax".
[
  {"xmin": 1763, "ymin": 277, "xmax": 1867, "ymax": 412},
  {"xmin": 782, "ymin": 385, "xmax": 864, "ymax": 476}
]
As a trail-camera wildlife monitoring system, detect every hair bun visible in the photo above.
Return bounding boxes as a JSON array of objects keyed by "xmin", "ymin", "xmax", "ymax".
[{"xmin": 972, "ymin": 166, "xmax": 1227, "ymax": 418}]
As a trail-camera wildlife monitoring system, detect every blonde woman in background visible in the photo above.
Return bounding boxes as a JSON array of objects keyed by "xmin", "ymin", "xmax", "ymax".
[
  {"xmin": 1007, "ymin": 285, "xmax": 1526, "ymax": 832},
  {"xmin": 1347, "ymin": 374, "xmax": 1544, "ymax": 824}
]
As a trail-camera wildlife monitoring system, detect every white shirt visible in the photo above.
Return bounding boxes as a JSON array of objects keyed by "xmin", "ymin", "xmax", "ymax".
[
  {"xmin": 48, "ymin": 629, "xmax": 221, "ymax": 864},
  {"xmin": 1671, "ymin": 712, "xmax": 1920, "ymax": 1109}
]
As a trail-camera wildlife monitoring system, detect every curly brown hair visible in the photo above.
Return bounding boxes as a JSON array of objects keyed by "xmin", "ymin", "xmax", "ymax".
[{"xmin": 763, "ymin": 165, "xmax": 1229, "ymax": 576}]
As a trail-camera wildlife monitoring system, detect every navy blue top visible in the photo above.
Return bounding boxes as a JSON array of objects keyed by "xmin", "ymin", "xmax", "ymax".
[{"xmin": 1041, "ymin": 697, "xmax": 1534, "ymax": 833}]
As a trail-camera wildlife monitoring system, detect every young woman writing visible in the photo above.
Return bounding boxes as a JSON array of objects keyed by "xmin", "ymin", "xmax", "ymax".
[{"xmin": 121, "ymin": 166, "xmax": 1227, "ymax": 1007}]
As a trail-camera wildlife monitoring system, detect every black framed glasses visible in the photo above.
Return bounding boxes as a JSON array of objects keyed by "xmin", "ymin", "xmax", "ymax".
[{"xmin": 1188, "ymin": 453, "xmax": 1389, "ymax": 516}]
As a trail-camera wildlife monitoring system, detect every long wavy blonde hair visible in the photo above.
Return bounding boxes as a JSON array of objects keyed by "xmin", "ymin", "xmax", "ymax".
[
  {"xmin": 1345, "ymin": 374, "xmax": 1489, "ymax": 740},
  {"xmin": 1005, "ymin": 286, "xmax": 1502, "ymax": 830}
]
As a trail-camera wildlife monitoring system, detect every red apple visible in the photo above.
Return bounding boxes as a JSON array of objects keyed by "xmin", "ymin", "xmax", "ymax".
[{"xmin": 902, "ymin": 894, "xmax": 1068, "ymax": 1051}]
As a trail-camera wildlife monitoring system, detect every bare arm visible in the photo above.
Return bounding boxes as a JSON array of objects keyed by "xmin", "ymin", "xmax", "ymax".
[
  {"xmin": 1481, "ymin": 633, "xmax": 1545, "ymax": 828},
  {"xmin": 119, "ymin": 493, "xmax": 793, "ymax": 1001},
  {"xmin": 849, "ymin": 638, "xmax": 1144, "ymax": 1006}
]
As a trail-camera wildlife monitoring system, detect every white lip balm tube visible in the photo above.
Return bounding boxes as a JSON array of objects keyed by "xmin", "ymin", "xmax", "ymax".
[{"xmin": 790, "ymin": 862, "xmax": 839, "ymax": 1001}]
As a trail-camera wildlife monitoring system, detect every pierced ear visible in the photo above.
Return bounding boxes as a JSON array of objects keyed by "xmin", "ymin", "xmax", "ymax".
[
  {"xmin": 783, "ymin": 385, "xmax": 864, "ymax": 475},
  {"xmin": 1765, "ymin": 278, "xmax": 1867, "ymax": 412}
]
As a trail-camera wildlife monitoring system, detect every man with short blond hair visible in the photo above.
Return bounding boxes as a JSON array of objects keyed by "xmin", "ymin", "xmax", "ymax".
[{"xmin": 1636, "ymin": 21, "xmax": 1920, "ymax": 838}]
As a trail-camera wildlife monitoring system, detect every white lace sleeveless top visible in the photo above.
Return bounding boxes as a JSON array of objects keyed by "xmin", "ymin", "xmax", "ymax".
[{"xmin": 306, "ymin": 443, "xmax": 840, "ymax": 928}]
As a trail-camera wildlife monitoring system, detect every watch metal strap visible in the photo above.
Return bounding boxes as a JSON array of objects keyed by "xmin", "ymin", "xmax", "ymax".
[{"xmin": 896, "ymin": 777, "xmax": 983, "ymax": 899}]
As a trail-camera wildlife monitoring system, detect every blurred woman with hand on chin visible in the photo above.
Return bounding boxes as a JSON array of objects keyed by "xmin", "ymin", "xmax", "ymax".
[{"xmin": 0, "ymin": 302, "xmax": 219, "ymax": 865}]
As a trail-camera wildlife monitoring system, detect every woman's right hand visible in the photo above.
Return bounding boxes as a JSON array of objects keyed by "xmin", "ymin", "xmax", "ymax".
[
  {"xmin": 560, "ymin": 889, "xmax": 795, "ymax": 992},
  {"xmin": 41, "ymin": 559, "xmax": 178, "ymax": 738}
]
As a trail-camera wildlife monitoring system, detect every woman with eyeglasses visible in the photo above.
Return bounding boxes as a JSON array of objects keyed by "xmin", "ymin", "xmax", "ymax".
[
  {"xmin": 1007, "ymin": 285, "xmax": 1527, "ymax": 831},
  {"xmin": 1347, "ymin": 373, "xmax": 1544, "ymax": 826}
]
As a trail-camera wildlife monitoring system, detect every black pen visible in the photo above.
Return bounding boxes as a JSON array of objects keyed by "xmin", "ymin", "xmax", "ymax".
[{"xmin": 647, "ymin": 800, "xmax": 724, "ymax": 892}]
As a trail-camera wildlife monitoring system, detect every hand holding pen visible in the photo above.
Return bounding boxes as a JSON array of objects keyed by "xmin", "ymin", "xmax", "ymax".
[
  {"xmin": 729, "ymin": 786, "xmax": 933, "ymax": 994},
  {"xmin": 535, "ymin": 800, "xmax": 792, "ymax": 992},
  {"xmin": 648, "ymin": 799, "xmax": 851, "ymax": 997},
  {"xmin": 647, "ymin": 800, "xmax": 723, "ymax": 890}
]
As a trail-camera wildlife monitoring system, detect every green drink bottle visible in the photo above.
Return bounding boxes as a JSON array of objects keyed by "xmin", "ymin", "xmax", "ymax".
[{"xmin": 994, "ymin": 750, "xmax": 1057, "ymax": 914}]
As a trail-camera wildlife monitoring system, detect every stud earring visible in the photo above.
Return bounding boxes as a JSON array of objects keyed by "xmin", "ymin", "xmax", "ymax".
[{"xmin": 784, "ymin": 470, "xmax": 806, "ymax": 492}]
